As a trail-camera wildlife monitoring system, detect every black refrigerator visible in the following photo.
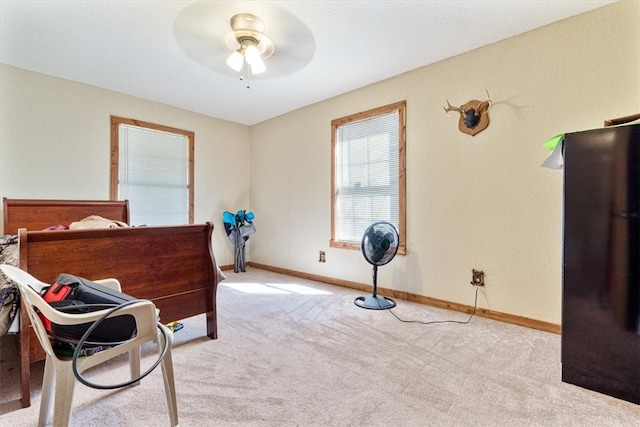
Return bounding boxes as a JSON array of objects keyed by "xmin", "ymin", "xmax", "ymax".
[{"xmin": 563, "ymin": 123, "xmax": 640, "ymax": 404}]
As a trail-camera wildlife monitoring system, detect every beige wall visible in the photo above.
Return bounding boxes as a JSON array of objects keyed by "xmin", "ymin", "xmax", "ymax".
[
  {"xmin": 0, "ymin": 2, "xmax": 637, "ymax": 325},
  {"xmin": 0, "ymin": 64, "xmax": 251, "ymax": 264},
  {"xmin": 249, "ymin": 1, "xmax": 640, "ymax": 324}
]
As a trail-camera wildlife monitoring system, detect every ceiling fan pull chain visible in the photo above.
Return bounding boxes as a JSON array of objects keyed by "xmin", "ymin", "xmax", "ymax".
[{"xmin": 238, "ymin": 63, "xmax": 251, "ymax": 89}]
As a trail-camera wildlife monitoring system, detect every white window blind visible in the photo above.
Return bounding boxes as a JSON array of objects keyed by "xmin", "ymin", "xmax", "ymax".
[
  {"xmin": 335, "ymin": 110, "xmax": 400, "ymax": 242},
  {"xmin": 118, "ymin": 124, "xmax": 189, "ymax": 226}
]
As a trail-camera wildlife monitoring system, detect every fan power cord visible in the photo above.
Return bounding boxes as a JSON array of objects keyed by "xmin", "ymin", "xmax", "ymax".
[
  {"xmin": 386, "ymin": 285, "xmax": 479, "ymax": 325},
  {"xmin": 71, "ymin": 299, "xmax": 170, "ymax": 390}
]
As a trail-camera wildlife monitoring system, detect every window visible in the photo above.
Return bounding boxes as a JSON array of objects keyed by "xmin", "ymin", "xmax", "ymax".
[
  {"xmin": 331, "ymin": 101, "xmax": 406, "ymax": 253},
  {"xmin": 110, "ymin": 116, "xmax": 194, "ymax": 226}
]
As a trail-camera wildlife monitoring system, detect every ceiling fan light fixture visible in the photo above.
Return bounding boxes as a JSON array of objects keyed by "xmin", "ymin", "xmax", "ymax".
[
  {"xmin": 226, "ymin": 50, "xmax": 244, "ymax": 72},
  {"xmin": 223, "ymin": 13, "xmax": 274, "ymax": 79},
  {"xmin": 250, "ymin": 59, "xmax": 266, "ymax": 75},
  {"xmin": 243, "ymin": 43, "xmax": 261, "ymax": 65}
]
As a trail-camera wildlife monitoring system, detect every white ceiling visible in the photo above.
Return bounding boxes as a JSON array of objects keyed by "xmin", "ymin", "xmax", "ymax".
[{"xmin": 1, "ymin": 0, "xmax": 615, "ymax": 126}]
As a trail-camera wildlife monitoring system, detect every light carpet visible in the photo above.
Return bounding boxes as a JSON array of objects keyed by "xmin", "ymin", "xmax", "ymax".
[{"xmin": 1, "ymin": 267, "xmax": 639, "ymax": 426}]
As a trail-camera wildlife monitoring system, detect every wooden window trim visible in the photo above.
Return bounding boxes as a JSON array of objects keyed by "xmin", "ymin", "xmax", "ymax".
[
  {"xmin": 110, "ymin": 115, "xmax": 195, "ymax": 224},
  {"xmin": 330, "ymin": 101, "xmax": 406, "ymax": 255}
]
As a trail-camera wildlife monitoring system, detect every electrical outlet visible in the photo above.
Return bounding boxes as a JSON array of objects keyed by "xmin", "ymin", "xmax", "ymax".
[
  {"xmin": 471, "ymin": 269, "xmax": 485, "ymax": 286},
  {"xmin": 319, "ymin": 251, "xmax": 326, "ymax": 263}
]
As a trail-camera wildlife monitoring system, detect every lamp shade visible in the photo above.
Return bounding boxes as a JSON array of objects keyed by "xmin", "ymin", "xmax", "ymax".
[
  {"xmin": 244, "ymin": 44, "xmax": 261, "ymax": 65},
  {"xmin": 226, "ymin": 50, "xmax": 244, "ymax": 72},
  {"xmin": 250, "ymin": 60, "xmax": 266, "ymax": 75}
]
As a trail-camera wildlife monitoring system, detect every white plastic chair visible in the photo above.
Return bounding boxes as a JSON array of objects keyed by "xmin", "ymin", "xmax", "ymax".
[{"xmin": 0, "ymin": 264, "xmax": 178, "ymax": 427}]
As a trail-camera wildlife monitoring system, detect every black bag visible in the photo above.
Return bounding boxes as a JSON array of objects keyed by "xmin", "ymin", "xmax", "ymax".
[{"xmin": 41, "ymin": 274, "xmax": 137, "ymax": 344}]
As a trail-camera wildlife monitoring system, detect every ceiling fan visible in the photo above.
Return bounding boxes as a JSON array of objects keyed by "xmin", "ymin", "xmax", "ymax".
[{"xmin": 173, "ymin": 1, "xmax": 315, "ymax": 81}]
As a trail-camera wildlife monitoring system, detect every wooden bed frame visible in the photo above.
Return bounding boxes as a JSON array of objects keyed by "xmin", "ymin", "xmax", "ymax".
[{"xmin": 2, "ymin": 198, "xmax": 219, "ymax": 408}]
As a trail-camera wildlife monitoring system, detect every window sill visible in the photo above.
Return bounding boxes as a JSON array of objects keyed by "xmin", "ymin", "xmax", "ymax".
[{"xmin": 329, "ymin": 240, "xmax": 406, "ymax": 255}]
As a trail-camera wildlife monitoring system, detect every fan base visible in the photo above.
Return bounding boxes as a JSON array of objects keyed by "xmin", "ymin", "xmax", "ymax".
[{"xmin": 354, "ymin": 295, "xmax": 396, "ymax": 310}]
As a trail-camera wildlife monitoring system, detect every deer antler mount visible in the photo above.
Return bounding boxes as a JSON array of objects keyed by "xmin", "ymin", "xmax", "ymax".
[{"xmin": 443, "ymin": 90, "xmax": 492, "ymax": 136}]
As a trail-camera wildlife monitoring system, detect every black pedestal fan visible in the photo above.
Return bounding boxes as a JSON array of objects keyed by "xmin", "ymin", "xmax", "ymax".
[{"xmin": 354, "ymin": 221, "xmax": 399, "ymax": 310}]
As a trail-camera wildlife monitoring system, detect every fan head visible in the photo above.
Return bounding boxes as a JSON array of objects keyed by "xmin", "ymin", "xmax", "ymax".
[{"xmin": 361, "ymin": 221, "xmax": 399, "ymax": 266}]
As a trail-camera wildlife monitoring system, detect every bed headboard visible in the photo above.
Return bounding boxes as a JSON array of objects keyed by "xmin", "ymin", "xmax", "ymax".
[{"xmin": 3, "ymin": 198, "xmax": 130, "ymax": 234}]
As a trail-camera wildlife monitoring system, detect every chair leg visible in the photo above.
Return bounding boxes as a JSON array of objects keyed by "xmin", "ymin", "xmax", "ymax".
[
  {"xmin": 38, "ymin": 356, "xmax": 56, "ymax": 427},
  {"xmin": 161, "ymin": 357, "xmax": 178, "ymax": 425},
  {"xmin": 52, "ymin": 361, "xmax": 76, "ymax": 427},
  {"xmin": 129, "ymin": 347, "xmax": 141, "ymax": 386},
  {"xmin": 160, "ymin": 331, "xmax": 178, "ymax": 426}
]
